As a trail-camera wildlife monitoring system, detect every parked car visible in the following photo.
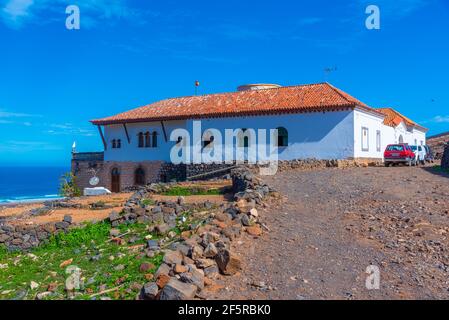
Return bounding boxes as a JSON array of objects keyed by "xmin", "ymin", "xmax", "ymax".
[
  {"xmin": 423, "ymin": 145, "xmax": 435, "ymax": 163},
  {"xmin": 410, "ymin": 145, "xmax": 426, "ymax": 166},
  {"xmin": 384, "ymin": 144, "xmax": 416, "ymax": 167}
]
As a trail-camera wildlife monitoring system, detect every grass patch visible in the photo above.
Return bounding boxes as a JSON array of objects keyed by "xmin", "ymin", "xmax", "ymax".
[
  {"xmin": 140, "ymin": 199, "xmax": 156, "ymax": 206},
  {"xmin": 0, "ymin": 209, "xmax": 201, "ymax": 300},
  {"xmin": 162, "ymin": 186, "xmax": 222, "ymax": 196}
]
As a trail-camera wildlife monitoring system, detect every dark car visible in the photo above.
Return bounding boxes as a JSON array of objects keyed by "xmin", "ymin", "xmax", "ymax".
[{"xmin": 384, "ymin": 144, "xmax": 416, "ymax": 167}]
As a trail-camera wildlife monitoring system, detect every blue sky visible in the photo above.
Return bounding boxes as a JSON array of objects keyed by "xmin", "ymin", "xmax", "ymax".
[{"xmin": 0, "ymin": 0, "xmax": 448, "ymax": 166}]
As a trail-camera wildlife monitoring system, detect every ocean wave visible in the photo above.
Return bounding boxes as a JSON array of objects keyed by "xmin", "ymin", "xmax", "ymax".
[{"xmin": 0, "ymin": 194, "xmax": 64, "ymax": 204}]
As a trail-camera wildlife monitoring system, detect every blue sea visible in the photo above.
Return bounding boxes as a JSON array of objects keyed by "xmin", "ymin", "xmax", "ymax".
[{"xmin": 0, "ymin": 167, "xmax": 69, "ymax": 204}]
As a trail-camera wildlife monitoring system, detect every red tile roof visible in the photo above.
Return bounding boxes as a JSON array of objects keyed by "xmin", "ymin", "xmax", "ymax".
[
  {"xmin": 377, "ymin": 108, "xmax": 427, "ymax": 131},
  {"xmin": 91, "ymin": 83, "xmax": 383, "ymax": 125}
]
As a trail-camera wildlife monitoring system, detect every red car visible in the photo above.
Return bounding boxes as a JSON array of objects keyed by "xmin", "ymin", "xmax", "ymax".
[{"xmin": 384, "ymin": 144, "xmax": 416, "ymax": 167}]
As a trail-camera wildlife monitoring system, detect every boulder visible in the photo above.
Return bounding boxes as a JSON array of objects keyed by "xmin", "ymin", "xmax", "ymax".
[
  {"xmin": 163, "ymin": 250, "xmax": 183, "ymax": 266},
  {"xmin": 140, "ymin": 282, "xmax": 159, "ymax": 300},
  {"xmin": 215, "ymin": 249, "xmax": 241, "ymax": 275},
  {"xmin": 203, "ymin": 243, "xmax": 218, "ymax": 258},
  {"xmin": 109, "ymin": 211, "xmax": 121, "ymax": 222},
  {"xmin": 159, "ymin": 279, "xmax": 197, "ymax": 300},
  {"xmin": 155, "ymin": 224, "xmax": 170, "ymax": 235}
]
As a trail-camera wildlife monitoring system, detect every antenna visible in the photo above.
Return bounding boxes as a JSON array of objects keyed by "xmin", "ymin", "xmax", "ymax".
[{"xmin": 324, "ymin": 67, "xmax": 337, "ymax": 82}]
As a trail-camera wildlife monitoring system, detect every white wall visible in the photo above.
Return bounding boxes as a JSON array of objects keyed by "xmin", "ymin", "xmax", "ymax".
[
  {"xmin": 187, "ymin": 111, "xmax": 355, "ymax": 161},
  {"xmin": 104, "ymin": 120, "xmax": 187, "ymax": 162},
  {"xmin": 353, "ymin": 110, "xmax": 385, "ymax": 159},
  {"xmin": 103, "ymin": 111, "xmax": 355, "ymax": 162}
]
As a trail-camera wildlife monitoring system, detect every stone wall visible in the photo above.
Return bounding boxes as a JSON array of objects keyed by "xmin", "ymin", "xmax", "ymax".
[
  {"xmin": 0, "ymin": 215, "xmax": 73, "ymax": 251},
  {"xmin": 442, "ymin": 144, "xmax": 449, "ymax": 169}
]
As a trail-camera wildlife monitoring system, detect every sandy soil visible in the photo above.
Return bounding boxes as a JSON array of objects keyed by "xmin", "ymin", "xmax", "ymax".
[
  {"xmin": 211, "ymin": 164, "xmax": 449, "ymax": 300},
  {"xmin": 153, "ymin": 194, "xmax": 233, "ymax": 204},
  {"xmin": 0, "ymin": 193, "xmax": 132, "ymax": 226}
]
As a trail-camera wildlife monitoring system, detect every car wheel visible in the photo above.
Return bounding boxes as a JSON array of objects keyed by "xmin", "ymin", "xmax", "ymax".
[{"xmin": 385, "ymin": 163, "xmax": 390, "ymax": 167}]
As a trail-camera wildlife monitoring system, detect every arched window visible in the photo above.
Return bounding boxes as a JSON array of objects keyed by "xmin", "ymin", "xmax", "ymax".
[
  {"xmin": 238, "ymin": 128, "xmax": 250, "ymax": 148},
  {"xmin": 399, "ymin": 135, "xmax": 404, "ymax": 144},
  {"xmin": 117, "ymin": 139, "xmax": 121, "ymax": 149},
  {"xmin": 152, "ymin": 131, "xmax": 158, "ymax": 148},
  {"xmin": 138, "ymin": 133, "xmax": 144, "ymax": 148},
  {"xmin": 277, "ymin": 127, "xmax": 288, "ymax": 147},
  {"xmin": 112, "ymin": 139, "xmax": 117, "ymax": 149},
  {"xmin": 145, "ymin": 132, "xmax": 151, "ymax": 148},
  {"xmin": 134, "ymin": 167, "xmax": 146, "ymax": 186}
]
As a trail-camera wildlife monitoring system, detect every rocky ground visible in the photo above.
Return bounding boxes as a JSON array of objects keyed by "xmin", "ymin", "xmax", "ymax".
[{"xmin": 211, "ymin": 164, "xmax": 449, "ymax": 300}]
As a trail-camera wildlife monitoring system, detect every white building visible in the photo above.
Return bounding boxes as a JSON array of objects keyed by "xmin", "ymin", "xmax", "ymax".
[{"xmin": 73, "ymin": 82, "xmax": 427, "ymax": 191}]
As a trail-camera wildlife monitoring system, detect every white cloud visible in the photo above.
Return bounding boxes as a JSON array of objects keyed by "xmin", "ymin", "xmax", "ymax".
[
  {"xmin": 1, "ymin": 0, "xmax": 140, "ymax": 28},
  {"xmin": 429, "ymin": 115, "xmax": 449, "ymax": 123},
  {"xmin": 0, "ymin": 109, "xmax": 41, "ymax": 118},
  {"xmin": 0, "ymin": 140, "xmax": 63, "ymax": 152},
  {"xmin": 1, "ymin": 0, "xmax": 34, "ymax": 27},
  {"xmin": 46, "ymin": 123, "xmax": 95, "ymax": 137}
]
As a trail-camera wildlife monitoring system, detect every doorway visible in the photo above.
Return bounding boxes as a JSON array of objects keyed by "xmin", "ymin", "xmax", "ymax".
[
  {"xmin": 111, "ymin": 168, "xmax": 121, "ymax": 193},
  {"xmin": 134, "ymin": 167, "xmax": 146, "ymax": 186}
]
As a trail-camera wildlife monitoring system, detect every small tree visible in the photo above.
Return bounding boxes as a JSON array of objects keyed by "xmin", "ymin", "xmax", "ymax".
[{"xmin": 59, "ymin": 172, "xmax": 82, "ymax": 198}]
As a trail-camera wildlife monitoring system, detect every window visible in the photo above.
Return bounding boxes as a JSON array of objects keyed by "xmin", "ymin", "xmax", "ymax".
[
  {"xmin": 362, "ymin": 127, "xmax": 369, "ymax": 151},
  {"xmin": 398, "ymin": 135, "xmax": 404, "ymax": 144},
  {"xmin": 152, "ymin": 132, "xmax": 158, "ymax": 148},
  {"xmin": 376, "ymin": 130, "xmax": 381, "ymax": 152},
  {"xmin": 112, "ymin": 139, "xmax": 117, "ymax": 149},
  {"xmin": 117, "ymin": 139, "xmax": 121, "ymax": 149},
  {"xmin": 145, "ymin": 132, "xmax": 151, "ymax": 148},
  {"xmin": 138, "ymin": 133, "xmax": 144, "ymax": 148},
  {"xmin": 277, "ymin": 127, "xmax": 288, "ymax": 147},
  {"xmin": 414, "ymin": 139, "xmax": 418, "ymax": 146},
  {"xmin": 238, "ymin": 129, "xmax": 250, "ymax": 148}
]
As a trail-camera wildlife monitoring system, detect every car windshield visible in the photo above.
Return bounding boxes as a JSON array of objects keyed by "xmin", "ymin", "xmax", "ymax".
[
  {"xmin": 410, "ymin": 146, "xmax": 417, "ymax": 151},
  {"xmin": 387, "ymin": 145, "xmax": 404, "ymax": 151}
]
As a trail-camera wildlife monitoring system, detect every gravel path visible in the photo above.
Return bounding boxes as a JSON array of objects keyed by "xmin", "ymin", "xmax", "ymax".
[{"xmin": 212, "ymin": 166, "xmax": 449, "ymax": 300}]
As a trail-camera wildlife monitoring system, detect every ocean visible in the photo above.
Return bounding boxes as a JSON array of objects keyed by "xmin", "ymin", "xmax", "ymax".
[{"xmin": 0, "ymin": 167, "xmax": 69, "ymax": 204}]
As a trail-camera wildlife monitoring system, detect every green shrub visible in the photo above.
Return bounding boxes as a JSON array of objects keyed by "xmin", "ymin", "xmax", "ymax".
[{"xmin": 59, "ymin": 172, "xmax": 82, "ymax": 198}]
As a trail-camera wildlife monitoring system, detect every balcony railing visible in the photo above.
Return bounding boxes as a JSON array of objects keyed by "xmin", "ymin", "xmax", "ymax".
[{"xmin": 72, "ymin": 152, "xmax": 104, "ymax": 162}]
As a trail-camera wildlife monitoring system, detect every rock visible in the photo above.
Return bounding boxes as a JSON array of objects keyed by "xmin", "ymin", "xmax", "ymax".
[
  {"xmin": 203, "ymin": 265, "xmax": 219, "ymax": 277},
  {"xmin": 55, "ymin": 222, "xmax": 70, "ymax": 230},
  {"xmin": 139, "ymin": 263, "xmax": 155, "ymax": 273},
  {"xmin": 246, "ymin": 225, "xmax": 262, "ymax": 236},
  {"xmin": 59, "ymin": 258, "xmax": 73, "ymax": 268},
  {"xmin": 163, "ymin": 250, "xmax": 183, "ymax": 266},
  {"xmin": 140, "ymin": 282, "xmax": 159, "ymax": 300},
  {"xmin": 174, "ymin": 264, "xmax": 189, "ymax": 274},
  {"xmin": 110, "ymin": 229, "xmax": 120, "ymax": 237},
  {"xmin": 156, "ymin": 274, "xmax": 171, "ymax": 289},
  {"xmin": 63, "ymin": 215, "xmax": 73, "ymax": 224},
  {"xmin": 222, "ymin": 225, "xmax": 241, "ymax": 240},
  {"xmin": 30, "ymin": 281, "xmax": 39, "ymax": 290},
  {"xmin": 195, "ymin": 258, "xmax": 217, "ymax": 269},
  {"xmin": 154, "ymin": 263, "xmax": 171, "ymax": 278},
  {"xmin": 203, "ymin": 243, "xmax": 218, "ymax": 258},
  {"xmin": 190, "ymin": 245, "xmax": 204, "ymax": 260},
  {"xmin": 155, "ymin": 224, "xmax": 170, "ymax": 235},
  {"xmin": 215, "ymin": 249, "xmax": 241, "ymax": 275},
  {"xmin": 442, "ymin": 144, "xmax": 449, "ymax": 169},
  {"xmin": 109, "ymin": 211, "xmax": 121, "ymax": 222},
  {"xmin": 241, "ymin": 214, "xmax": 251, "ymax": 226},
  {"xmin": 114, "ymin": 264, "xmax": 125, "ymax": 271},
  {"xmin": 249, "ymin": 208, "xmax": 259, "ymax": 218},
  {"xmin": 36, "ymin": 292, "xmax": 52, "ymax": 300},
  {"xmin": 159, "ymin": 279, "xmax": 197, "ymax": 300},
  {"xmin": 177, "ymin": 196, "xmax": 185, "ymax": 206},
  {"xmin": 147, "ymin": 239, "xmax": 159, "ymax": 251},
  {"xmin": 180, "ymin": 266, "xmax": 205, "ymax": 290}
]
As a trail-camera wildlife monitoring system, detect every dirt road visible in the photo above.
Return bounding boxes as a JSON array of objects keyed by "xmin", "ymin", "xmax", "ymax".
[{"xmin": 213, "ymin": 165, "xmax": 449, "ymax": 300}]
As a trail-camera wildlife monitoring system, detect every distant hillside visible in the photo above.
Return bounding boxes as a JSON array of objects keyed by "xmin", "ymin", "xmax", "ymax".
[{"xmin": 428, "ymin": 131, "xmax": 449, "ymax": 159}]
